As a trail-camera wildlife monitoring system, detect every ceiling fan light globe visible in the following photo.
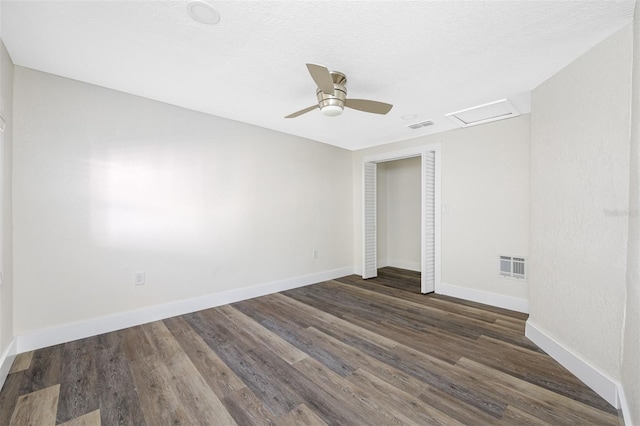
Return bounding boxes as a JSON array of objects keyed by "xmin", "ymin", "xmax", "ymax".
[{"xmin": 321, "ymin": 105, "xmax": 343, "ymax": 117}]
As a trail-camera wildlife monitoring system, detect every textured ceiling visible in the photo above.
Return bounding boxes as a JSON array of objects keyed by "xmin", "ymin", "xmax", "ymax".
[{"xmin": 1, "ymin": 0, "xmax": 635, "ymax": 150}]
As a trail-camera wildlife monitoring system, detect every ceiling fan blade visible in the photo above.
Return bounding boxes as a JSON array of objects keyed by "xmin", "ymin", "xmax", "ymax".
[
  {"xmin": 285, "ymin": 105, "xmax": 318, "ymax": 119},
  {"xmin": 345, "ymin": 99, "xmax": 393, "ymax": 115},
  {"xmin": 306, "ymin": 63, "xmax": 335, "ymax": 95}
]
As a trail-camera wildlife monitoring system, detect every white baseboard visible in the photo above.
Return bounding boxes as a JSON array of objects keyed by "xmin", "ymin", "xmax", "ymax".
[
  {"xmin": 437, "ymin": 282, "xmax": 529, "ymax": 313},
  {"xmin": 387, "ymin": 259, "xmax": 421, "ymax": 272},
  {"xmin": 616, "ymin": 382, "xmax": 630, "ymax": 426},
  {"xmin": 16, "ymin": 266, "xmax": 354, "ymax": 354},
  {"xmin": 0, "ymin": 338, "xmax": 17, "ymax": 391},
  {"xmin": 525, "ymin": 321, "xmax": 620, "ymax": 409}
]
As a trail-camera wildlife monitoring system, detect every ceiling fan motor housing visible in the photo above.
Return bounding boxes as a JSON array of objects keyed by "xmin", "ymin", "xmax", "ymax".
[{"xmin": 316, "ymin": 71, "xmax": 347, "ymax": 113}]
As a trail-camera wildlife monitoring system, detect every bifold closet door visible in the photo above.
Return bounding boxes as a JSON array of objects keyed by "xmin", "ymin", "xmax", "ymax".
[
  {"xmin": 422, "ymin": 151, "xmax": 436, "ymax": 293},
  {"xmin": 362, "ymin": 162, "xmax": 377, "ymax": 279}
]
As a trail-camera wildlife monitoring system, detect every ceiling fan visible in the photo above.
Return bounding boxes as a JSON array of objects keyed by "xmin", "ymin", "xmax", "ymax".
[{"xmin": 285, "ymin": 64, "xmax": 393, "ymax": 118}]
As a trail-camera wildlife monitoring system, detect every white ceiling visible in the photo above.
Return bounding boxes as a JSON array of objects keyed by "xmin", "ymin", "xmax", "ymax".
[{"xmin": 1, "ymin": 1, "xmax": 635, "ymax": 150}]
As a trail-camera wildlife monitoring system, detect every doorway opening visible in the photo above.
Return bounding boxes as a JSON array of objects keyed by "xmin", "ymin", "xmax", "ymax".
[
  {"xmin": 377, "ymin": 157, "xmax": 421, "ymax": 283},
  {"xmin": 362, "ymin": 144, "xmax": 441, "ymax": 293}
]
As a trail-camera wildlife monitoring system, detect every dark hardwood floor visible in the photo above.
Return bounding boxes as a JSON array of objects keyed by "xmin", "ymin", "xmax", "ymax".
[{"xmin": 0, "ymin": 267, "xmax": 619, "ymax": 425}]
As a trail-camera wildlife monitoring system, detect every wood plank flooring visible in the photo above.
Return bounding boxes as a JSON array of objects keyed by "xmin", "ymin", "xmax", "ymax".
[{"xmin": 0, "ymin": 267, "xmax": 619, "ymax": 425}]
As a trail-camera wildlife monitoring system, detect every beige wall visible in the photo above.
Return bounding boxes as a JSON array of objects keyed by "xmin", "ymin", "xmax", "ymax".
[
  {"xmin": 12, "ymin": 67, "xmax": 354, "ymax": 334},
  {"xmin": 530, "ymin": 23, "xmax": 632, "ymax": 387},
  {"xmin": 385, "ymin": 157, "xmax": 421, "ymax": 271},
  {"xmin": 377, "ymin": 157, "xmax": 421, "ymax": 271},
  {"xmin": 353, "ymin": 114, "xmax": 531, "ymax": 304},
  {"xmin": 441, "ymin": 116, "xmax": 530, "ymax": 301},
  {"xmin": 0, "ymin": 39, "xmax": 13, "ymax": 356}
]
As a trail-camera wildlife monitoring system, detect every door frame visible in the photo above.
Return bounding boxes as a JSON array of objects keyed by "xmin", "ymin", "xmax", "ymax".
[{"xmin": 362, "ymin": 143, "xmax": 441, "ymax": 293}]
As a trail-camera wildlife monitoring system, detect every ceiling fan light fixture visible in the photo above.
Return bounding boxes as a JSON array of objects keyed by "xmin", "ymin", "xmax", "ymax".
[
  {"xmin": 285, "ymin": 63, "xmax": 392, "ymax": 119},
  {"xmin": 321, "ymin": 105, "xmax": 343, "ymax": 117}
]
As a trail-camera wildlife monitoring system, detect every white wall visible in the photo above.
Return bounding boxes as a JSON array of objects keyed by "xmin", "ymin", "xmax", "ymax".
[
  {"xmin": 353, "ymin": 114, "xmax": 531, "ymax": 308},
  {"xmin": 530, "ymin": 23, "xmax": 632, "ymax": 389},
  {"xmin": 623, "ymin": 4, "xmax": 640, "ymax": 423},
  {"xmin": 12, "ymin": 67, "xmax": 353, "ymax": 335},
  {"xmin": 0, "ymin": 39, "xmax": 13, "ymax": 358}
]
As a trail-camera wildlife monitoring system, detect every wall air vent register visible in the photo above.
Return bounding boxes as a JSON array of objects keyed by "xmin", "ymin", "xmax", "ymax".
[{"xmin": 499, "ymin": 255, "xmax": 526, "ymax": 280}]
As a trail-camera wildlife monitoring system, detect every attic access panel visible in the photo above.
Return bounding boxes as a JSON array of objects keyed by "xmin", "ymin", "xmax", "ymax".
[{"xmin": 445, "ymin": 99, "xmax": 520, "ymax": 128}]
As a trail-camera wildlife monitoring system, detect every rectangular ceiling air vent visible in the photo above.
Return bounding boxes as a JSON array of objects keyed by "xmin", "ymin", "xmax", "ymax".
[
  {"xmin": 407, "ymin": 120, "xmax": 434, "ymax": 130},
  {"xmin": 499, "ymin": 255, "xmax": 527, "ymax": 280},
  {"xmin": 446, "ymin": 99, "xmax": 520, "ymax": 128}
]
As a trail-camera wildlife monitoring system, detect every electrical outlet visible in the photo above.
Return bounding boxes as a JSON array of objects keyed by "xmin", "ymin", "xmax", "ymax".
[
  {"xmin": 134, "ymin": 272, "xmax": 145, "ymax": 286},
  {"xmin": 313, "ymin": 249, "xmax": 319, "ymax": 259}
]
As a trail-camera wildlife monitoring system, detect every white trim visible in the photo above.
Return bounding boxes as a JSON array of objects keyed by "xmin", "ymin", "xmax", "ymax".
[
  {"xmin": 0, "ymin": 338, "xmax": 17, "ymax": 391},
  {"xmin": 16, "ymin": 267, "xmax": 353, "ymax": 354},
  {"xmin": 388, "ymin": 259, "xmax": 420, "ymax": 272},
  {"xmin": 616, "ymin": 382, "xmax": 630, "ymax": 426},
  {"xmin": 437, "ymin": 282, "xmax": 529, "ymax": 313},
  {"xmin": 363, "ymin": 145, "xmax": 430, "ymax": 164},
  {"xmin": 525, "ymin": 321, "xmax": 619, "ymax": 408}
]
